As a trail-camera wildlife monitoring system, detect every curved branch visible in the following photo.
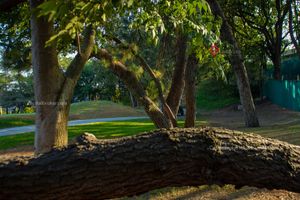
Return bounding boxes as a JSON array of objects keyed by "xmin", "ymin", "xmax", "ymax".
[
  {"xmin": 110, "ymin": 36, "xmax": 177, "ymax": 126},
  {"xmin": 92, "ymin": 48, "xmax": 172, "ymax": 129}
]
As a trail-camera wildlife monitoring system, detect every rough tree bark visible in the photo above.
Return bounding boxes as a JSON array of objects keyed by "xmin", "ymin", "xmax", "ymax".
[
  {"xmin": 207, "ymin": 0, "xmax": 260, "ymax": 127},
  {"xmin": 2, "ymin": 0, "xmax": 95, "ymax": 153},
  {"xmin": 166, "ymin": 32, "xmax": 188, "ymax": 117},
  {"xmin": 30, "ymin": 0, "xmax": 95, "ymax": 154},
  {"xmin": 93, "ymin": 49, "xmax": 172, "ymax": 129},
  {"xmin": 184, "ymin": 54, "xmax": 198, "ymax": 128},
  {"xmin": 0, "ymin": 128, "xmax": 299, "ymax": 199},
  {"xmin": 30, "ymin": 0, "xmax": 67, "ymax": 154},
  {"xmin": 288, "ymin": 0, "xmax": 300, "ymax": 58}
]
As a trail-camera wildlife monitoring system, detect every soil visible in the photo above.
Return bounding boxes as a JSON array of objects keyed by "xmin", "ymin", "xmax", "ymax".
[
  {"xmin": 0, "ymin": 145, "xmax": 33, "ymax": 160},
  {"xmin": 132, "ymin": 185, "xmax": 300, "ymax": 200},
  {"xmin": 202, "ymin": 101, "xmax": 300, "ymax": 129}
]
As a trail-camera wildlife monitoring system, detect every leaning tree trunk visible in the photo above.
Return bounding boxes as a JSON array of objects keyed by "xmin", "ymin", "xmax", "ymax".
[
  {"xmin": 93, "ymin": 49, "xmax": 172, "ymax": 129},
  {"xmin": 0, "ymin": 128, "xmax": 299, "ymax": 199},
  {"xmin": 185, "ymin": 54, "xmax": 198, "ymax": 128},
  {"xmin": 166, "ymin": 32, "xmax": 188, "ymax": 117},
  {"xmin": 207, "ymin": 0, "xmax": 259, "ymax": 127},
  {"xmin": 30, "ymin": 0, "xmax": 68, "ymax": 154}
]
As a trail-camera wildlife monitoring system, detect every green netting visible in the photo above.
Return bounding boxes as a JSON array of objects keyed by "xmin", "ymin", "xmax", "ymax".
[
  {"xmin": 281, "ymin": 56, "xmax": 300, "ymax": 80},
  {"xmin": 264, "ymin": 55, "xmax": 300, "ymax": 80},
  {"xmin": 263, "ymin": 80, "xmax": 300, "ymax": 111}
]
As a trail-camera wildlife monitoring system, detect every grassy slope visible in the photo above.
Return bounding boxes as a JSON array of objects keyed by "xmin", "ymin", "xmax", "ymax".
[
  {"xmin": 0, "ymin": 101, "xmax": 145, "ymax": 129},
  {"xmin": 69, "ymin": 100, "xmax": 145, "ymax": 120},
  {"xmin": 196, "ymin": 80, "xmax": 239, "ymax": 110}
]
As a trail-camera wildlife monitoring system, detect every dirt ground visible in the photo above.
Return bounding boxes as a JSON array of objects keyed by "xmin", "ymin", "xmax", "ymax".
[
  {"xmin": 130, "ymin": 185, "xmax": 300, "ymax": 200},
  {"xmin": 202, "ymin": 101, "xmax": 300, "ymax": 129},
  {"xmin": 0, "ymin": 145, "xmax": 34, "ymax": 160},
  {"xmin": 1, "ymin": 101, "xmax": 300, "ymax": 199}
]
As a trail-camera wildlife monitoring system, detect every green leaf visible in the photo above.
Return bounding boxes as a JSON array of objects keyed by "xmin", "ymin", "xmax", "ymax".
[{"xmin": 102, "ymin": 13, "xmax": 106, "ymax": 22}]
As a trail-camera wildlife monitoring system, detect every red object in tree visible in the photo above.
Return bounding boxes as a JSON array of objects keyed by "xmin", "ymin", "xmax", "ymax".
[{"xmin": 209, "ymin": 43, "xmax": 220, "ymax": 57}]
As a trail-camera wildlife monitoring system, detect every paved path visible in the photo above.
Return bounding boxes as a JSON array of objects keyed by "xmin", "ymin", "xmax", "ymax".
[{"xmin": 0, "ymin": 116, "xmax": 148, "ymax": 137}]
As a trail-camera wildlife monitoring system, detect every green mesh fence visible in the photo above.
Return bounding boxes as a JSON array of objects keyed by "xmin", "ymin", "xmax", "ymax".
[
  {"xmin": 281, "ymin": 56, "xmax": 300, "ymax": 80},
  {"xmin": 263, "ymin": 55, "xmax": 300, "ymax": 111},
  {"xmin": 263, "ymin": 80, "xmax": 300, "ymax": 111},
  {"xmin": 264, "ymin": 55, "xmax": 300, "ymax": 80}
]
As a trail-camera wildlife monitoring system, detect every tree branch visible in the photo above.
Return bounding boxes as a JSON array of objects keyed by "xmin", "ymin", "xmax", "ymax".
[
  {"xmin": 92, "ymin": 48, "xmax": 172, "ymax": 129},
  {"xmin": 108, "ymin": 36, "xmax": 177, "ymax": 127},
  {"xmin": 65, "ymin": 27, "xmax": 95, "ymax": 80}
]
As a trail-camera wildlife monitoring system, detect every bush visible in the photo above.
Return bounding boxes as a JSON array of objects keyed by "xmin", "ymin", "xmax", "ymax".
[{"xmin": 24, "ymin": 106, "xmax": 35, "ymax": 114}]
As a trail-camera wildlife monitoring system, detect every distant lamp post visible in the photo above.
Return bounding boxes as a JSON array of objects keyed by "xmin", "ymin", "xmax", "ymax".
[{"xmin": 209, "ymin": 43, "xmax": 220, "ymax": 58}]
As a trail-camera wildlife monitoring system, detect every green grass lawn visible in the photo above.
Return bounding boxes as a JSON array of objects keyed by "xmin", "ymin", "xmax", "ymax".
[
  {"xmin": 69, "ymin": 100, "xmax": 144, "ymax": 119},
  {"xmin": 0, "ymin": 119, "xmax": 207, "ymax": 151},
  {"xmin": 0, "ymin": 120, "xmax": 156, "ymax": 150},
  {"xmin": 0, "ymin": 100, "xmax": 144, "ymax": 129},
  {"xmin": 1, "ymin": 116, "xmax": 300, "ymax": 151}
]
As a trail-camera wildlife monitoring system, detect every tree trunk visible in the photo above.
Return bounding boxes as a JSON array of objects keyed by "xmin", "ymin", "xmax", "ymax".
[
  {"xmin": 273, "ymin": 21, "xmax": 283, "ymax": 80},
  {"xmin": 129, "ymin": 91, "xmax": 138, "ymax": 108},
  {"xmin": 31, "ymin": 0, "xmax": 95, "ymax": 154},
  {"xmin": 93, "ymin": 49, "xmax": 172, "ymax": 129},
  {"xmin": 207, "ymin": 0, "xmax": 260, "ymax": 127},
  {"xmin": 288, "ymin": 0, "xmax": 300, "ymax": 58},
  {"xmin": 30, "ymin": 0, "xmax": 68, "ymax": 154},
  {"xmin": 0, "ymin": 128, "xmax": 299, "ymax": 199},
  {"xmin": 184, "ymin": 54, "xmax": 198, "ymax": 128},
  {"xmin": 273, "ymin": 55, "xmax": 282, "ymax": 80},
  {"xmin": 110, "ymin": 36, "xmax": 177, "ymax": 127},
  {"xmin": 166, "ymin": 32, "xmax": 188, "ymax": 117}
]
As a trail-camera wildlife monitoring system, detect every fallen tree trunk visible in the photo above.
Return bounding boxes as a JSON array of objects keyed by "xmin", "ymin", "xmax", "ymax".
[{"xmin": 0, "ymin": 128, "xmax": 300, "ymax": 199}]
